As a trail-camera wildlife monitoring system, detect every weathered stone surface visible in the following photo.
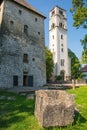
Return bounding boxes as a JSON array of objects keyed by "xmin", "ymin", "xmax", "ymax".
[{"xmin": 35, "ymin": 90, "xmax": 75, "ymax": 127}]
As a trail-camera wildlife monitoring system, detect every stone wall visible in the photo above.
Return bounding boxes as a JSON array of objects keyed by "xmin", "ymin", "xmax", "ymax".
[{"xmin": 0, "ymin": 0, "xmax": 46, "ymax": 88}]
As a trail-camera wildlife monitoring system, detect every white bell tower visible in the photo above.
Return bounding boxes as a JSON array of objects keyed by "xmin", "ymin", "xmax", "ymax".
[{"xmin": 49, "ymin": 6, "xmax": 70, "ymax": 80}]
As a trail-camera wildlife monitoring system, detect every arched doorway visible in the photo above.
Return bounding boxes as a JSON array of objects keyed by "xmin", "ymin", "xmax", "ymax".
[{"xmin": 60, "ymin": 70, "xmax": 65, "ymax": 80}]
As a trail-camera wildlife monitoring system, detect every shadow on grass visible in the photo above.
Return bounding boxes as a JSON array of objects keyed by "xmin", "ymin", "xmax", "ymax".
[
  {"xmin": 73, "ymin": 110, "xmax": 87, "ymax": 125},
  {"xmin": 0, "ymin": 92, "xmax": 35, "ymax": 129}
]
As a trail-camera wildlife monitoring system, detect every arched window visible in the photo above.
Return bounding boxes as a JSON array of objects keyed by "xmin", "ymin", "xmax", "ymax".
[
  {"xmin": 24, "ymin": 25, "xmax": 28, "ymax": 35},
  {"xmin": 59, "ymin": 22, "xmax": 64, "ymax": 28},
  {"xmin": 51, "ymin": 23, "xmax": 55, "ymax": 29},
  {"xmin": 61, "ymin": 34, "xmax": 63, "ymax": 39},
  {"xmin": 59, "ymin": 23, "xmax": 63, "ymax": 27},
  {"xmin": 61, "ymin": 59, "xmax": 64, "ymax": 66},
  {"xmin": 61, "ymin": 48, "xmax": 63, "ymax": 52}
]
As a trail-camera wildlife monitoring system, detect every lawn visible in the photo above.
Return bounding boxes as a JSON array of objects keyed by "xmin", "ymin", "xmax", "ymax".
[{"xmin": 0, "ymin": 86, "xmax": 87, "ymax": 130}]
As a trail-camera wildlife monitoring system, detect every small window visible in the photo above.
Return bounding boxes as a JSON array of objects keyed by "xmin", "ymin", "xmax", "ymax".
[
  {"xmin": 23, "ymin": 54, "xmax": 28, "ymax": 63},
  {"xmin": 10, "ymin": 21, "xmax": 14, "ymax": 25},
  {"xmin": 61, "ymin": 48, "xmax": 63, "ymax": 52},
  {"xmin": 35, "ymin": 18, "xmax": 37, "ymax": 22},
  {"xmin": 19, "ymin": 10, "xmax": 22, "ymax": 15},
  {"xmin": 52, "ymin": 35, "xmax": 54, "ymax": 39},
  {"xmin": 61, "ymin": 35, "xmax": 63, "ymax": 39},
  {"xmin": 38, "ymin": 32, "xmax": 40, "ymax": 35},
  {"xmin": 13, "ymin": 76, "xmax": 18, "ymax": 86},
  {"xmin": 32, "ymin": 58, "xmax": 35, "ymax": 61},
  {"xmin": 61, "ymin": 44, "xmax": 63, "ymax": 47},
  {"xmin": 24, "ymin": 25, "xmax": 28, "ymax": 35},
  {"xmin": 0, "ymin": 43, "xmax": 3, "ymax": 47},
  {"xmin": 59, "ymin": 10, "xmax": 63, "ymax": 15}
]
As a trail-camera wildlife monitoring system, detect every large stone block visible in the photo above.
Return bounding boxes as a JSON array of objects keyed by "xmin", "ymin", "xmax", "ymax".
[{"xmin": 35, "ymin": 90, "xmax": 75, "ymax": 127}]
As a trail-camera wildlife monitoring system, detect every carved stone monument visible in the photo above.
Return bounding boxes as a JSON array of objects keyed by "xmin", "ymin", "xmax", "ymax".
[{"xmin": 35, "ymin": 90, "xmax": 75, "ymax": 127}]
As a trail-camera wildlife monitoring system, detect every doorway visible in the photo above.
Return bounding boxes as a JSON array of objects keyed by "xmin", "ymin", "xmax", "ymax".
[
  {"xmin": 13, "ymin": 75, "xmax": 18, "ymax": 86},
  {"xmin": 23, "ymin": 75, "xmax": 33, "ymax": 87},
  {"xmin": 60, "ymin": 70, "xmax": 65, "ymax": 80}
]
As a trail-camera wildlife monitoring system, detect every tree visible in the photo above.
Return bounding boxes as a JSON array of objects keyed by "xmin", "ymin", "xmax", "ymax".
[
  {"xmin": 80, "ymin": 34, "xmax": 87, "ymax": 64},
  {"xmin": 81, "ymin": 48, "xmax": 87, "ymax": 64},
  {"xmin": 68, "ymin": 49, "xmax": 82, "ymax": 79},
  {"xmin": 71, "ymin": 0, "xmax": 87, "ymax": 64},
  {"xmin": 81, "ymin": 34, "xmax": 87, "ymax": 64},
  {"xmin": 45, "ymin": 47, "xmax": 54, "ymax": 81},
  {"xmin": 70, "ymin": 0, "xmax": 87, "ymax": 28},
  {"xmin": 80, "ymin": 34, "xmax": 87, "ymax": 50}
]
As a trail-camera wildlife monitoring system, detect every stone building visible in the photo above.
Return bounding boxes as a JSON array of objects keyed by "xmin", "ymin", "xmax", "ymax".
[
  {"xmin": 49, "ymin": 6, "xmax": 71, "ymax": 80},
  {"xmin": 0, "ymin": 0, "xmax": 46, "ymax": 88}
]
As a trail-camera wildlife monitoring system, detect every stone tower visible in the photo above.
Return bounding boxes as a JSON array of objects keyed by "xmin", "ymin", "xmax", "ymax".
[
  {"xmin": 0, "ymin": 0, "xmax": 46, "ymax": 88},
  {"xmin": 49, "ymin": 6, "xmax": 70, "ymax": 80}
]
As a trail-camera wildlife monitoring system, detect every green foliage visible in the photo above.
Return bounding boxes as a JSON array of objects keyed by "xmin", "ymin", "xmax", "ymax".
[
  {"xmin": 45, "ymin": 47, "xmax": 54, "ymax": 81},
  {"xmin": 80, "ymin": 35, "xmax": 87, "ymax": 64},
  {"xmin": 80, "ymin": 34, "xmax": 87, "ymax": 50},
  {"xmin": 55, "ymin": 75, "xmax": 62, "ymax": 81},
  {"xmin": 70, "ymin": 0, "xmax": 87, "ymax": 28},
  {"xmin": 81, "ymin": 48, "xmax": 87, "ymax": 64},
  {"xmin": 68, "ymin": 49, "xmax": 82, "ymax": 79},
  {"xmin": 71, "ymin": 0, "xmax": 87, "ymax": 65}
]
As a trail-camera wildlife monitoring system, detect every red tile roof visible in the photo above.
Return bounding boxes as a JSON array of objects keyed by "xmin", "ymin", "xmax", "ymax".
[
  {"xmin": 12, "ymin": 0, "xmax": 46, "ymax": 18},
  {"xmin": 82, "ymin": 65, "xmax": 87, "ymax": 72}
]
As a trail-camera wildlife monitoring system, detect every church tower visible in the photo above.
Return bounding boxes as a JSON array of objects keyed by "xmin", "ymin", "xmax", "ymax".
[{"xmin": 49, "ymin": 6, "xmax": 70, "ymax": 80}]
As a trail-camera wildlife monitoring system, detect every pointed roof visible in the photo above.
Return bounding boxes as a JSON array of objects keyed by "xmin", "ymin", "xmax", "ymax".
[
  {"xmin": 50, "ymin": 5, "xmax": 66, "ymax": 12},
  {"xmin": 12, "ymin": 0, "xmax": 46, "ymax": 18}
]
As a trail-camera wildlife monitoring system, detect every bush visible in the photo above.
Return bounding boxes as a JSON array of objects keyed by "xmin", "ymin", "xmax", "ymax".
[{"xmin": 55, "ymin": 75, "xmax": 62, "ymax": 81}]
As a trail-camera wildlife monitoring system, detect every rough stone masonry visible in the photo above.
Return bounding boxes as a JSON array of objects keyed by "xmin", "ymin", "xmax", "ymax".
[
  {"xmin": 0, "ymin": 0, "xmax": 46, "ymax": 88},
  {"xmin": 35, "ymin": 90, "xmax": 75, "ymax": 127}
]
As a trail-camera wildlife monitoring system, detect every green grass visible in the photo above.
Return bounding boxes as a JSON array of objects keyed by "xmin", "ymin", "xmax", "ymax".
[{"xmin": 0, "ymin": 86, "xmax": 87, "ymax": 130}]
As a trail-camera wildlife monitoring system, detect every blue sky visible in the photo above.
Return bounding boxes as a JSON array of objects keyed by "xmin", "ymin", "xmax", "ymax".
[{"xmin": 26, "ymin": 0, "xmax": 86, "ymax": 59}]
